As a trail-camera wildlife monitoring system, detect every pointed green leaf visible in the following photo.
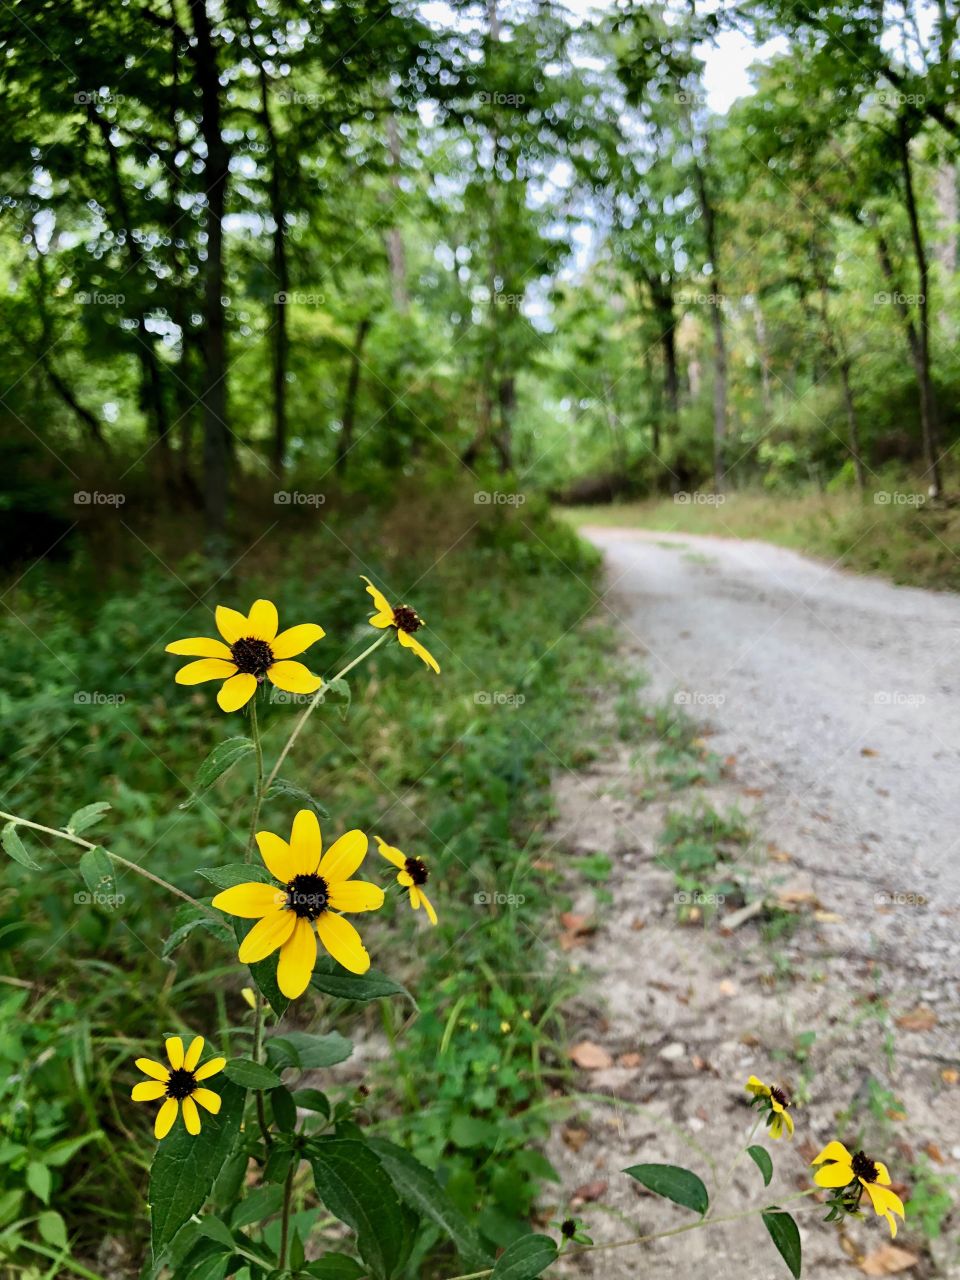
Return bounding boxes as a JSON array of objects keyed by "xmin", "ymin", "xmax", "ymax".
[
  {"xmin": 308, "ymin": 1138, "xmax": 413, "ymax": 1279},
  {"xmin": 222, "ymin": 1058, "xmax": 282, "ymax": 1090},
  {"xmin": 267, "ymin": 1031, "xmax": 352, "ymax": 1070},
  {"xmin": 747, "ymin": 1145, "xmax": 774, "ymax": 1187},
  {"xmin": 265, "ymin": 776, "xmax": 329, "ymax": 818},
  {"xmin": 310, "ymin": 956, "xmax": 413, "ymax": 1004},
  {"xmin": 762, "ymin": 1207, "xmax": 801, "ymax": 1279},
  {"xmin": 490, "ymin": 1233, "xmax": 558, "ymax": 1279},
  {"xmin": 180, "ymin": 737, "xmax": 255, "ymax": 809},
  {"xmin": 622, "ymin": 1163, "xmax": 708, "ymax": 1215},
  {"xmin": 78, "ymin": 846, "xmax": 115, "ymax": 898},
  {"xmin": 65, "ymin": 801, "xmax": 112, "ymax": 835},
  {"xmin": 2, "ymin": 823, "xmax": 40, "ymax": 870}
]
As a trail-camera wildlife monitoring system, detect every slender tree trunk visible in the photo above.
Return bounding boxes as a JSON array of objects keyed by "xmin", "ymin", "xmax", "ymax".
[
  {"xmin": 693, "ymin": 160, "xmax": 727, "ymax": 490},
  {"xmin": 335, "ymin": 317, "xmax": 372, "ymax": 474},
  {"xmin": 838, "ymin": 357, "xmax": 866, "ymax": 494},
  {"xmin": 187, "ymin": 0, "xmax": 230, "ymax": 534},
  {"xmin": 384, "ymin": 115, "xmax": 409, "ymax": 313}
]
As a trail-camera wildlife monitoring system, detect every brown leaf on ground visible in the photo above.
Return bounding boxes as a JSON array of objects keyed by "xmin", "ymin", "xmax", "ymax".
[
  {"xmin": 941, "ymin": 1068, "xmax": 959, "ymax": 1085},
  {"xmin": 740, "ymin": 786, "xmax": 765, "ymax": 797},
  {"xmin": 558, "ymin": 912, "xmax": 597, "ymax": 950},
  {"xmin": 561, "ymin": 1126, "xmax": 589, "ymax": 1153},
  {"xmin": 569, "ymin": 1041, "xmax": 613, "ymax": 1070},
  {"xmin": 859, "ymin": 1244, "xmax": 919, "ymax": 1275},
  {"xmin": 531, "ymin": 859, "xmax": 555, "ymax": 872},
  {"xmin": 861, "ymin": 747, "xmax": 880, "ymax": 758},
  {"xmin": 718, "ymin": 980, "xmax": 737, "ymax": 997},
  {"xmin": 921, "ymin": 1141, "xmax": 944, "ymax": 1163},
  {"xmin": 895, "ymin": 1006, "xmax": 937, "ymax": 1031},
  {"xmin": 570, "ymin": 1180, "xmax": 608, "ymax": 1207},
  {"xmin": 630, "ymin": 917, "xmax": 646, "ymax": 931},
  {"xmin": 617, "ymin": 1052, "xmax": 643, "ymax": 1068}
]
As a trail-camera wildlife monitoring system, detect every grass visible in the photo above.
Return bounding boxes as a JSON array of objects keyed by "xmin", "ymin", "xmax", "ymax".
[
  {"xmin": 0, "ymin": 489, "xmax": 618, "ymax": 1273},
  {"xmin": 561, "ymin": 487, "xmax": 960, "ymax": 590}
]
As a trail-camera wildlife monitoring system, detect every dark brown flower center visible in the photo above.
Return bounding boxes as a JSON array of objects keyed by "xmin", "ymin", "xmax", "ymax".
[
  {"xmin": 404, "ymin": 856, "xmax": 429, "ymax": 886},
  {"xmin": 231, "ymin": 636, "xmax": 274, "ymax": 677},
  {"xmin": 392, "ymin": 605, "xmax": 422, "ymax": 634},
  {"xmin": 770, "ymin": 1086, "xmax": 789, "ymax": 1108},
  {"xmin": 165, "ymin": 1067, "xmax": 198, "ymax": 1100},
  {"xmin": 851, "ymin": 1150, "xmax": 878, "ymax": 1183},
  {"xmin": 286, "ymin": 872, "xmax": 328, "ymax": 920},
  {"xmin": 560, "ymin": 1218, "xmax": 577, "ymax": 1239}
]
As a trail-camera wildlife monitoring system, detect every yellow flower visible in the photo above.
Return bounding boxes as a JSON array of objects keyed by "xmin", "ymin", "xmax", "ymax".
[
  {"xmin": 375, "ymin": 835, "xmax": 438, "ymax": 924},
  {"xmin": 212, "ymin": 809, "xmax": 384, "ymax": 996},
  {"xmin": 745, "ymin": 1075, "xmax": 794, "ymax": 1138},
  {"xmin": 166, "ymin": 598, "xmax": 324, "ymax": 712},
  {"xmin": 132, "ymin": 1036, "xmax": 225, "ymax": 1140},
  {"xmin": 361, "ymin": 576, "xmax": 439, "ymax": 674},
  {"xmin": 500, "ymin": 1021, "xmax": 511, "ymax": 1034},
  {"xmin": 812, "ymin": 1141, "xmax": 906, "ymax": 1237}
]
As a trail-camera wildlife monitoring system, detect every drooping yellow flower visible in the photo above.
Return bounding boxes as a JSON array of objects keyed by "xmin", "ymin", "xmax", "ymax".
[
  {"xmin": 745, "ymin": 1075, "xmax": 794, "ymax": 1138},
  {"xmin": 361, "ymin": 576, "xmax": 439, "ymax": 674},
  {"xmin": 812, "ymin": 1141, "xmax": 906, "ymax": 1237},
  {"xmin": 212, "ymin": 810, "xmax": 384, "ymax": 996},
  {"xmin": 375, "ymin": 835, "xmax": 438, "ymax": 924},
  {"xmin": 166, "ymin": 598, "xmax": 324, "ymax": 712},
  {"xmin": 132, "ymin": 1036, "xmax": 225, "ymax": 1140}
]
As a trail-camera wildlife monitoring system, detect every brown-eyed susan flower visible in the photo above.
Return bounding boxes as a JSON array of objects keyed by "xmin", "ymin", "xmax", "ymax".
[
  {"xmin": 812, "ymin": 1141, "xmax": 906, "ymax": 1237},
  {"xmin": 212, "ymin": 809, "xmax": 384, "ymax": 995},
  {"xmin": 375, "ymin": 835, "xmax": 437, "ymax": 924},
  {"xmin": 745, "ymin": 1075, "xmax": 794, "ymax": 1138},
  {"xmin": 132, "ymin": 1036, "xmax": 225, "ymax": 1139},
  {"xmin": 361, "ymin": 576, "xmax": 439, "ymax": 674},
  {"xmin": 166, "ymin": 598, "xmax": 324, "ymax": 712}
]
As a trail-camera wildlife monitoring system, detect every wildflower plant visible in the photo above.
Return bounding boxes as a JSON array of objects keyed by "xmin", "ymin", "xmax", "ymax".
[{"xmin": 0, "ymin": 580, "xmax": 908, "ymax": 1278}]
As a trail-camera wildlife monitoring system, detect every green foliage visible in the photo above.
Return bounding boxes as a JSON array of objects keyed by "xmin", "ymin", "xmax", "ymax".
[{"xmin": 622, "ymin": 1163, "xmax": 709, "ymax": 1216}]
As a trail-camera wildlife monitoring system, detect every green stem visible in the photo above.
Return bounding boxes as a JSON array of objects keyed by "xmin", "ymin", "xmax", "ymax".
[
  {"xmin": 264, "ymin": 632, "xmax": 390, "ymax": 790},
  {"xmin": 246, "ymin": 697, "xmax": 265, "ymax": 862},
  {"xmin": 252, "ymin": 993, "xmax": 272, "ymax": 1148},
  {"xmin": 0, "ymin": 811, "xmax": 211, "ymax": 912},
  {"xmin": 278, "ymin": 1160, "xmax": 295, "ymax": 1268},
  {"xmin": 709, "ymin": 1113, "xmax": 763, "ymax": 1216}
]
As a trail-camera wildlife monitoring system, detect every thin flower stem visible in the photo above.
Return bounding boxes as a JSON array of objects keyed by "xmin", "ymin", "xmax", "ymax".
[
  {"xmin": 278, "ymin": 1159, "xmax": 295, "ymax": 1268},
  {"xmin": 264, "ymin": 631, "xmax": 390, "ymax": 790},
  {"xmin": 252, "ymin": 993, "xmax": 272, "ymax": 1149},
  {"xmin": 710, "ymin": 1113, "xmax": 763, "ymax": 1214},
  {"xmin": 0, "ymin": 811, "xmax": 210, "ymax": 912},
  {"xmin": 438, "ymin": 1190, "xmax": 821, "ymax": 1280},
  {"xmin": 246, "ymin": 697, "xmax": 265, "ymax": 862}
]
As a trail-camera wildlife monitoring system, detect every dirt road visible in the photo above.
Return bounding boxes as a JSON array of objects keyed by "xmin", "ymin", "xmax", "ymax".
[{"xmin": 546, "ymin": 527, "xmax": 960, "ymax": 1279}]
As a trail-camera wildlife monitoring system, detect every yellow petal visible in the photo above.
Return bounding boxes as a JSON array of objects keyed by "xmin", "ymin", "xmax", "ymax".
[
  {"xmin": 154, "ymin": 1097, "xmax": 178, "ymax": 1139},
  {"xmin": 272, "ymin": 623, "xmax": 326, "ymax": 659},
  {"xmin": 237, "ymin": 909, "xmax": 297, "ymax": 963},
  {"xmin": 256, "ymin": 831, "xmax": 300, "ymax": 883},
  {"xmin": 316, "ymin": 912, "xmax": 370, "ymax": 974},
  {"xmin": 165, "ymin": 636, "xmax": 232, "ymax": 659},
  {"xmin": 215, "ymin": 605, "xmax": 249, "ymax": 644},
  {"xmin": 175, "ymin": 658, "xmax": 238, "ymax": 685},
  {"xmin": 361, "ymin": 575, "xmax": 394, "ymax": 627},
  {"xmin": 397, "ymin": 870, "xmax": 414, "ymax": 887},
  {"xmin": 884, "ymin": 1211, "xmax": 899, "ymax": 1238},
  {"xmin": 318, "ymin": 829, "xmax": 367, "ymax": 883},
  {"xmin": 420, "ymin": 890, "xmax": 438, "ymax": 925},
  {"xmin": 183, "ymin": 1036, "xmax": 204, "ymax": 1072},
  {"xmin": 289, "ymin": 809, "xmax": 322, "ymax": 875},
  {"xmin": 814, "ymin": 1161, "xmax": 856, "ymax": 1188},
  {"xmin": 194, "ymin": 1087, "xmax": 221, "ymax": 1113},
  {"xmin": 217, "ymin": 672, "xmax": 258, "ymax": 712},
  {"xmin": 212, "ymin": 882, "xmax": 285, "ymax": 919},
  {"xmin": 863, "ymin": 1181, "xmax": 905, "ymax": 1220},
  {"xmin": 874, "ymin": 1162, "xmax": 892, "ymax": 1186},
  {"xmin": 811, "ymin": 1141, "xmax": 852, "ymax": 1166},
  {"xmin": 181, "ymin": 1096, "xmax": 201, "ymax": 1135},
  {"xmin": 327, "ymin": 880, "xmax": 385, "ymax": 914},
  {"xmin": 135, "ymin": 1057, "xmax": 170, "ymax": 1082},
  {"xmin": 246, "ymin": 599, "xmax": 279, "ymax": 640},
  {"xmin": 374, "ymin": 835, "xmax": 405, "ymax": 869},
  {"xmin": 409, "ymin": 885, "xmax": 421, "ymax": 909},
  {"xmin": 267, "ymin": 660, "xmax": 323, "ymax": 695},
  {"xmin": 131, "ymin": 1081, "xmax": 166, "ymax": 1102},
  {"xmin": 277, "ymin": 918, "xmax": 318, "ymax": 998},
  {"xmin": 194, "ymin": 1057, "xmax": 226, "ymax": 1082},
  {"xmin": 746, "ymin": 1075, "xmax": 770, "ymax": 1096},
  {"xmin": 397, "ymin": 628, "xmax": 440, "ymax": 673},
  {"xmin": 165, "ymin": 1037, "xmax": 185, "ymax": 1070},
  {"xmin": 782, "ymin": 1109, "xmax": 794, "ymax": 1137}
]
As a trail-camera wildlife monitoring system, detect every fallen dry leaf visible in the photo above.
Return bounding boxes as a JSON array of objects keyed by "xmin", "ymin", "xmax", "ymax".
[
  {"xmin": 531, "ymin": 859, "xmax": 555, "ymax": 872},
  {"xmin": 941, "ymin": 1068, "xmax": 959, "ymax": 1085},
  {"xmin": 860, "ymin": 747, "xmax": 880, "ymax": 758},
  {"xmin": 561, "ymin": 1126, "xmax": 589, "ymax": 1153},
  {"xmin": 570, "ymin": 1180, "xmax": 607, "ymax": 1207},
  {"xmin": 569, "ymin": 1041, "xmax": 613, "ymax": 1070},
  {"xmin": 921, "ymin": 1141, "xmax": 944, "ymax": 1164},
  {"xmin": 859, "ymin": 1244, "xmax": 919, "ymax": 1275},
  {"xmin": 740, "ymin": 786, "xmax": 765, "ymax": 798},
  {"xmin": 814, "ymin": 910, "xmax": 844, "ymax": 923},
  {"xmin": 617, "ymin": 1052, "xmax": 643, "ymax": 1068},
  {"xmin": 630, "ymin": 917, "xmax": 646, "ymax": 931},
  {"xmin": 895, "ymin": 1006, "xmax": 938, "ymax": 1032},
  {"xmin": 718, "ymin": 979, "xmax": 737, "ymax": 997}
]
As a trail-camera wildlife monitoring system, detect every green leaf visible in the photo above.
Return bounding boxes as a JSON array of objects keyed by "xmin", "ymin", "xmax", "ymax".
[
  {"xmin": 270, "ymin": 1087, "xmax": 298, "ymax": 1133},
  {"xmin": 266, "ymin": 776, "xmax": 329, "ymax": 818},
  {"xmin": 310, "ymin": 956, "xmax": 413, "ymax": 1004},
  {"xmin": 304, "ymin": 1257, "xmax": 366, "ymax": 1279},
  {"xmin": 747, "ymin": 1145, "xmax": 774, "ymax": 1187},
  {"xmin": 450, "ymin": 1114, "xmax": 497, "ymax": 1149},
  {"xmin": 180, "ymin": 737, "xmax": 255, "ymax": 809},
  {"xmin": 222, "ymin": 1058, "xmax": 282, "ymax": 1090},
  {"xmin": 267, "ymin": 1031, "xmax": 352, "ymax": 1070},
  {"xmin": 2, "ymin": 823, "xmax": 40, "ymax": 870},
  {"xmin": 37, "ymin": 1210, "xmax": 67, "ymax": 1248},
  {"xmin": 65, "ymin": 801, "xmax": 111, "ymax": 835},
  {"xmin": 197, "ymin": 863, "xmax": 275, "ymax": 891},
  {"xmin": 26, "ymin": 1160, "xmax": 51, "ymax": 1204},
  {"xmin": 78, "ymin": 846, "xmax": 116, "ymax": 898},
  {"xmin": 292, "ymin": 1088, "xmax": 331, "ymax": 1116},
  {"xmin": 320, "ymin": 676, "xmax": 351, "ymax": 718},
  {"xmin": 162, "ymin": 905, "xmax": 233, "ymax": 958},
  {"xmin": 229, "ymin": 1185, "xmax": 284, "ymax": 1230},
  {"xmin": 762, "ymin": 1207, "xmax": 802, "ymax": 1279},
  {"xmin": 368, "ymin": 1137, "xmax": 493, "ymax": 1270},
  {"xmin": 150, "ymin": 1081, "xmax": 245, "ymax": 1260},
  {"xmin": 622, "ymin": 1164, "xmax": 709, "ymax": 1215},
  {"xmin": 490, "ymin": 1233, "xmax": 558, "ymax": 1279},
  {"xmin": 308, "ymin": 1138, "xmax": 413, "ymax": 1279}
]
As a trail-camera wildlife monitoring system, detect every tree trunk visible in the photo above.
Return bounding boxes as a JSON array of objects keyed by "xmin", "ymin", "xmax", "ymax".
[
  {"xmin": 693, "ymin": 160, "xmax": 727, "ymax": 490},
  {"xmin": 335, "ymin": 317, "xmax": 373, "ymax": 474},
  {"xmin": 384, "ymin": 116, "xmax": 409, "ymax": 313},
  {"xmin": 187, "ymin": 0, "xmax": 230, "ymax": 535}
]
